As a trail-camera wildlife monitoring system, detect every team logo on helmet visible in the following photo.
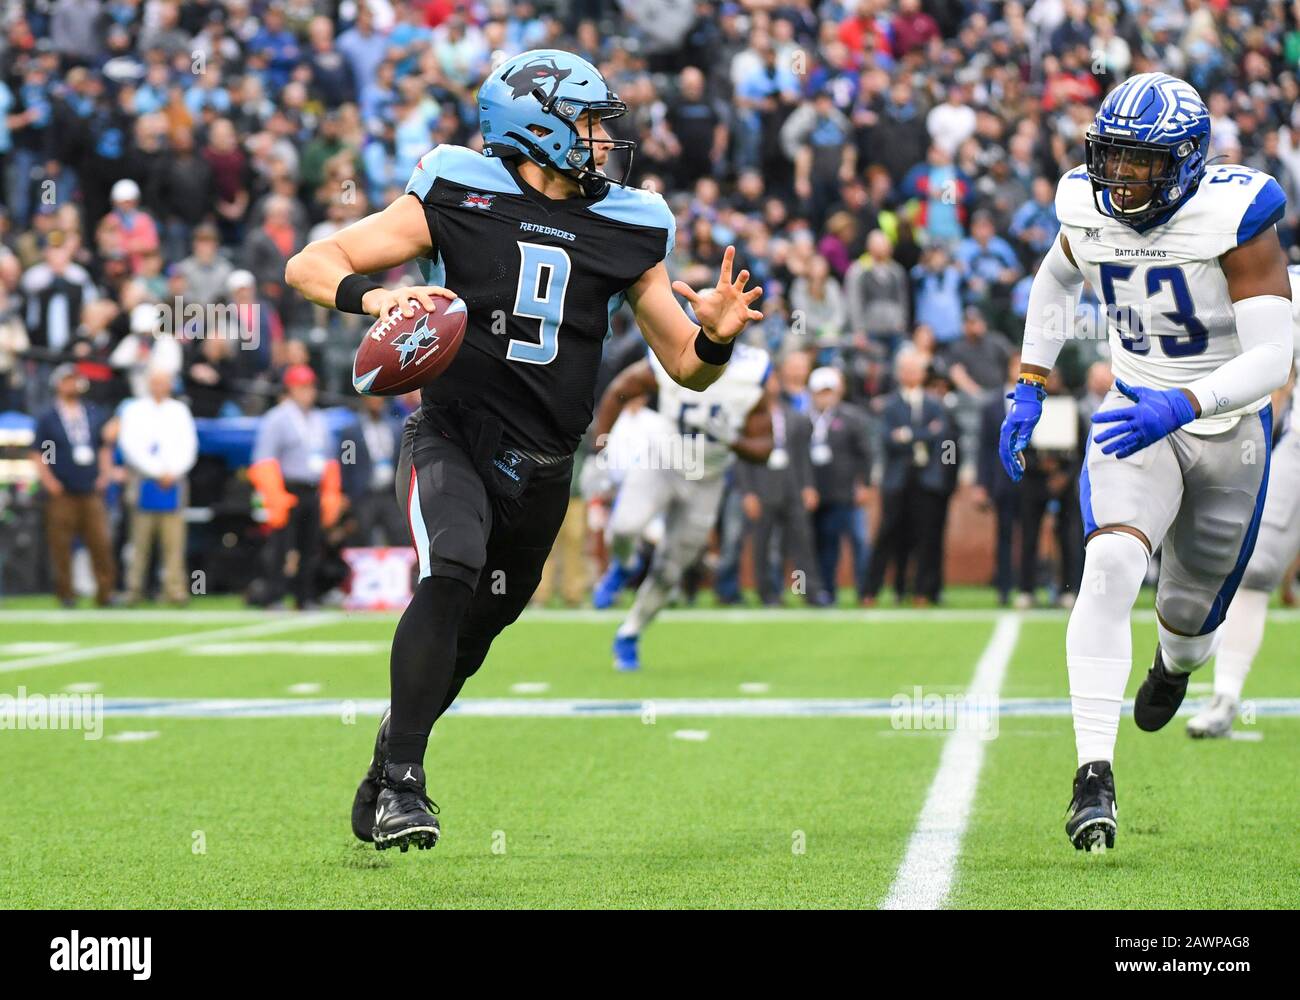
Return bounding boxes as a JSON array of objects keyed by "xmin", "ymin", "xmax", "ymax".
[{"xmin": 503, "ymin": 58, "xmax": 572, "ymax": 100}]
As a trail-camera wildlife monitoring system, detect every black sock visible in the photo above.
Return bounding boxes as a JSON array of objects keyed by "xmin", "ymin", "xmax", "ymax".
[{"xmin": 387, "ymin": 575, "xmax": 474, "ymax": 765}]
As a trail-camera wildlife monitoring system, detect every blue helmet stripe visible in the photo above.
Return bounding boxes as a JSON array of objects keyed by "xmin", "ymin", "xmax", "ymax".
[
  {"xmin": 1131, "ymin": 75, "xmax": 1159, "ymax": 116},
  {"xmin": 1115, "ymin": 77, "xmax": 1140, "ymax": 117},
  {"xmin": 1114, "ymin": 76, "xmax": 1140, "ymax": 116},
  {"xmin": 1119, "ymin": 73, "xmax": 1155, "ymax": 118}
]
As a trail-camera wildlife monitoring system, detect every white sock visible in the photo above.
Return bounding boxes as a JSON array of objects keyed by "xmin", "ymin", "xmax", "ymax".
[
  {"xmin": 1213, "ymin": 588, "xmax": 1269, "ymax": 701},
  {"xmin": 619, "ymin": 576, "xmax": 670, "ymax": 637},
  {"xmin": 1068, "ymin": 656, "xmax": 1134, "ymax": 767},
  {"xmin": 1067, "ymin": 532, "xmax": 1149, "ymax": 766},
  {"xmin": 1157, "ymin": 621, "xmax": 1221, "ymax": 675}
]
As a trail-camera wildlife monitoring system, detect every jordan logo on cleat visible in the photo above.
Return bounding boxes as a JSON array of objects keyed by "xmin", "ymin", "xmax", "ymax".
[
  {"xmin": 1086, "ymin": 766, "xmax": 1098, "ymax": 780},
  {"xmin": 403, "ymin": 767, "xmax": 416, "ymax": 782}
]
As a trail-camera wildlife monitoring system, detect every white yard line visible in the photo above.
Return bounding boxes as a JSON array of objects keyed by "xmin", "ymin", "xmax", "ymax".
[
  {"xmin": 186, "ymin": 641, "xmax": 387, "ymax": 656},
  {"xmin": 0, "ymin": 610, "xmax": 317, "ymax": 624},
  {"xmin": 519, "ymin": 608, "xmax": 1047, "ymax": 623},
  {"xmin": 4, "ymin": 607, "xmax": 1300, "ymax": 626},
  {"xmin": 526, "ymin": 608, "xmax": 1300, "ymax": 624},
  {"xmin": 41, "ymin": 694, "xmax": 1300, "ymax": 720},
  {"xmin": 880, "ymin": 613, "xmax": 1021, "ymax": 911},
  {"xmin": 0, "ymin": 642, "xmax": 78, "ymax": 655},
  {"xmin": 0, "ymin": 613, "xmax": 339, "ymax": 674}
]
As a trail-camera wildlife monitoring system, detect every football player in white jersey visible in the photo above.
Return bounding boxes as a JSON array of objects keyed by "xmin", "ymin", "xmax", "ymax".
[
  {"xmin": 1187, "ymin": 266, "xmax": 1300, "ymax": 737},
  {"xmin": 590, "ymin": 343, "xmax": 773, "ymax": 669},
  {"xmin": 998, "ymin": 73, "xmax": 1293, "ymax": 851}
]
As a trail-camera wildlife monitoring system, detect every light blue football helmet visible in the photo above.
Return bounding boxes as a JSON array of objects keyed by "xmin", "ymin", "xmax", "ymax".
[
  {"xmin": 478, "ymin": 49, "xmax": 634, "ymax": 195},
  {"xmin": 1085, "ymin": 72, "xmax": 1211, "ymax": 228}
]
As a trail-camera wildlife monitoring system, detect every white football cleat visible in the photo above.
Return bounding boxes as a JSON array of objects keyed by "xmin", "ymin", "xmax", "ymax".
[{"xmin": 1186, "ymin": 694, "xmax": 1238, "ymax": 739}]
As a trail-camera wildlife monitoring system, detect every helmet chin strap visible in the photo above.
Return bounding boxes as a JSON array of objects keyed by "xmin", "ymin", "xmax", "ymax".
[
  {"xmin": 564, "ymin": 151, "xmax": 617, "ymax": 197},
  {"xmin": 573, "ymin": 167, "xmax": 610, "ymax": 198},
  {"xmin": 496, "ymin": 140, "xmax": 610, "ymax": 197}
]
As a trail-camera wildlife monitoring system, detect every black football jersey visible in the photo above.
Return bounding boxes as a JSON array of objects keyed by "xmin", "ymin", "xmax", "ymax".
[{"xmin": 405, "ymin": 144, "xmax": 675, "ymax": 456}]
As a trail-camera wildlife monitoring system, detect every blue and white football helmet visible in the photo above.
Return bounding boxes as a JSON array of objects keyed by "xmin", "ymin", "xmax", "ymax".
[
  {"xmin": 478, "ymin": 49, "xmax": 634, "ymax": 195},
  {"xmin": 1085, "ymin": 72, "xmax": 1211, "ymax": 228}
]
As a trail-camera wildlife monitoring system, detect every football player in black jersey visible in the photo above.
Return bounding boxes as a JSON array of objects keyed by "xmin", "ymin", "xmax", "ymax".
[{"xmin": 286, "ymin": 50, "xmax": 765, "ymax": 852}]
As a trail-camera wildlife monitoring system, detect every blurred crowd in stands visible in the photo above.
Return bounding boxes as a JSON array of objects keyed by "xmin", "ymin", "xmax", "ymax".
[{"xmin": 3, "ymin": 0, "xmax": 1299, "ymax": 608}]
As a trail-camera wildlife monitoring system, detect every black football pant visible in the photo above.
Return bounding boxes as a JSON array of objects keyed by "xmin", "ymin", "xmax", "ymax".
[{"xmin": 386, "ymin": 410, "xmax": 571, "ymax": 766}]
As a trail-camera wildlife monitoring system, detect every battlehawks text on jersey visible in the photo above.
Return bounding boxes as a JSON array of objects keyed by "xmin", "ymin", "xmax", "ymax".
[
  {"xmin": 405, "ymin": 144, "xmax": 675, "ymax": 456},
  {"xmin": 647, "ymin": 342, "xmax": 770, "ymax": 479},
  {"xmin": 1056, "ymin": 162, "xmax": 1286, "ymax": 434}
]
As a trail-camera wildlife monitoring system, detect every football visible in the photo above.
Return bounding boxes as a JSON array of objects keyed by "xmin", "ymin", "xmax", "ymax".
[{"xmin": 351, "ymin": 295, "xmax": 468, "ymax": 396}]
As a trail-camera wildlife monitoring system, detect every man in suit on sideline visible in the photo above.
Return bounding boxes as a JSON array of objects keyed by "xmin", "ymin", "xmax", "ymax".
[
  {"xmin": 976, "ymin": 353, "xmax": 1022, "ymax": 605},
  {"xmin": 735, "ymin": 369, "xmax": 819, "ymax": 605},
  {"xmin": 864, "ymin": 346, "xmax": 954, "ymax": 606},
  {"xmin": 806, "ymin": 366, "xmax": 874, "ymax": 604}
]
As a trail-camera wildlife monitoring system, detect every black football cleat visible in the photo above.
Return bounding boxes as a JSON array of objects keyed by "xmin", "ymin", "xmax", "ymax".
[
  {"xmin": 350, "ymin": 707, "xmax": 390, "ymax": 843},
  {"xmin": 1065, "ymin": 760, "xmax": 1117, "ymax": 852},
  {"xmin": 373, "ymin": 761, "xmax": 440, "ymax": 852},
  {"xmin": 1133, "ymin": 647, "xmax": 1190, "ymax": 732}
]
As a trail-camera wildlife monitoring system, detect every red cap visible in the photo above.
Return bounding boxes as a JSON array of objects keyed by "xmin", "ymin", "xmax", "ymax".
[{"xmin": 283, "ymin": 364, "xmax": 317, "ymax": 388}]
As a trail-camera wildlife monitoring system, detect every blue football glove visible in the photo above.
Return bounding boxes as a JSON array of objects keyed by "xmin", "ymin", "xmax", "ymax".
[
  {"xmin": 1091, "ymin": 378, "xmax": 1197, "ymax": 459},
  {"xmin": 998, "ymin": 381, "xmax": 1046, "ymax": 482}
]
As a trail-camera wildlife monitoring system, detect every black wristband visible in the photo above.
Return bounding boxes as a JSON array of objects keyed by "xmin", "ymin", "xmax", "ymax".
[
  {"xmin": 693, "ymin": 326, "xmax": 734, "ymax": 366},
  {"xmin": 335, "ymin": 274, "xmax": 384, "ymax": 315}
]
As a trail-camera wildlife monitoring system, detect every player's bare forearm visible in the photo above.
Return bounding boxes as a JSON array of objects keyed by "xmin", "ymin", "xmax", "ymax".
[
  {"xmin": 284, "ymin": 238, "xmax": 362, "ymax": 308},
  {"xmin": 627, "ymin": 264, "xmax": 725, "ymax": 390},
  {"xmin": 284, "ymin": 194, "xmax": 436, "ymax": 311},
  {"xmin": 628, "ymin": 248, "xmax": 764, "ymax": 391},
  {"xmin": 592, "ymin": 360, "xmax": 656, "ymax": 448}
]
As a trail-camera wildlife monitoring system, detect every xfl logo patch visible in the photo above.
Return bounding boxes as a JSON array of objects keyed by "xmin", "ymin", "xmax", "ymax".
[
  {"xmin": 392, "ymin": 316, "xmax": 441, "ymax": 369},
  {"xmin": 461, "ymin": 192, "xmax": 495, "ymax": 210}
]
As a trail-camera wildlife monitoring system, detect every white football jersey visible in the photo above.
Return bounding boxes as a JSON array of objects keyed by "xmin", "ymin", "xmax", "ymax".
[
  {"xmin": 1056, "ymin": 162, "xmax": 1287, "ymax": 434},
  {"xmin": 647, "ymin": 343, "xmax": 770, "ymax": 478}
]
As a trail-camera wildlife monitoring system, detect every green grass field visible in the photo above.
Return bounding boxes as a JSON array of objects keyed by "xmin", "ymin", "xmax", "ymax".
[{"xmin": 1, "ymin": 598, "xmax": 1297, "ymax": 909}]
